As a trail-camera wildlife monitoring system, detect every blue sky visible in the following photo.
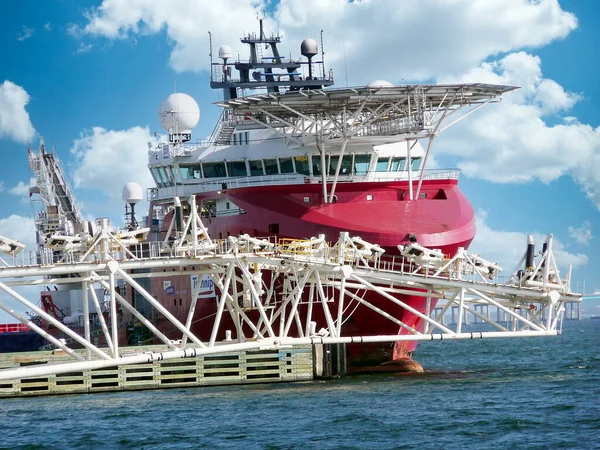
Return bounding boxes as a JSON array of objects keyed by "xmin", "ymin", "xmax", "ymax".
[{"xmin": 0, "ymin": 0, "xmax": 598, "ymax": 321}]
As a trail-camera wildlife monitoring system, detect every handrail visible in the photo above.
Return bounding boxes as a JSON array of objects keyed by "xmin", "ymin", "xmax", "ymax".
[{"xmin": 148, "ymin": 169, "xmax": 461, "ymax": 200}]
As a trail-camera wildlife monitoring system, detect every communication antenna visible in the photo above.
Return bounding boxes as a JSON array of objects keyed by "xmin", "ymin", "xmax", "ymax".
[
  {"xmin": 320, "ymin": 30, "xmax": 326, "ymax": 79},
  {"xmin": 342, "ymin": 34, "xmax": 348, "ymax": 87}
]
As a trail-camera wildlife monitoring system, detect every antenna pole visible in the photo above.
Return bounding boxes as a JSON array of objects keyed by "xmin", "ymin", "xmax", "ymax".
[
  {"xmin": 320, "ymin": 30, "xmax": 325, "ymax": 79},
  {"xmin": 208, "ymin": 31, "xmax": 213, "ymax": 82},
  {"xmin": 342, "ymin": 35, "xmax": 348, "ymax": 87}
]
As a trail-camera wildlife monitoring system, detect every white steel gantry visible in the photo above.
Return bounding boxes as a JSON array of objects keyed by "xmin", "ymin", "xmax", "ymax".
[
  {"xmin": 214, "ymin": 83, "xmax": 519, "ymax": 203},
  {"xmin": 0, "ymin": 195, "xmax": 582, "ymax": 381}
]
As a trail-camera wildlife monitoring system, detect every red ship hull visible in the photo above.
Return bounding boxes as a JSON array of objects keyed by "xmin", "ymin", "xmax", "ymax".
[
  {"xmin": 149, "ymin": 177, "xmax": 475, "ymax": 370},
  {"xmin": 199, "ymin": 178, "xmax": 475, "ymax": 251}
]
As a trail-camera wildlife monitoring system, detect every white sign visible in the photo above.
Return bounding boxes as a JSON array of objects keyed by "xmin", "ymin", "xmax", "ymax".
[{"xmin": 191, "ymin": 274, "xmax": 215, "ymax": 299}]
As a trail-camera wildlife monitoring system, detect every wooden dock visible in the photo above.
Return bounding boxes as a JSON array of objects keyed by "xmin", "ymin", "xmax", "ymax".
[{"xmin": 0, "ymin": 344, "xmax": 314, "ymax": 398}]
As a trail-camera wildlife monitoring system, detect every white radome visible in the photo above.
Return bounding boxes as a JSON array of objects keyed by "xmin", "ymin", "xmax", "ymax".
[
  {"xmin": 122, "ymin": 182, "xmax": 143, "ymax": 204},
  {"xmin": 367, "ymin": 80, "xmax": 394, "ymax": 88},
  {"xmin": 158, "ymin": 93, "xmax": 200, "ymax": 133},
  {"xmin": 219, "ymin": 45, "xmax": 232, "ymax": 60}
]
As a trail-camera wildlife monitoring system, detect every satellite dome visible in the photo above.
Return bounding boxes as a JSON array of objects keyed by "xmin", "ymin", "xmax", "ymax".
[
  {"xmin": 158, "ymin": 93, "xmax": 200, "ymax": 134},
  {"xmin": 300, "ymin": 38, "xmax": 318, "ymax": 58},
  {"xmin": 368, "ymin": 80, "xmax": 394, "ymax": 88},
  {"xmin": 219, "ymin": 45, "xmax": 232, "ymax": 60},
  {"xmin": 122, "ymin": 182, "xmax": 143, "ymax": 204}
]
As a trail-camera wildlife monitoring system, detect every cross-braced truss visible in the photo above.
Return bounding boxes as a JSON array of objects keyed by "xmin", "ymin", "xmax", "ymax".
[
  {"xmin": 213, "ymin": 83, "xmax": 518, "ymax": 203},
  {"xmin": 216, "ymin": 83, "xmax": 518, "ymax": 145},
  {"xmin": 0, "ymin": 196, "xmax": 581, "ymax": 381}
]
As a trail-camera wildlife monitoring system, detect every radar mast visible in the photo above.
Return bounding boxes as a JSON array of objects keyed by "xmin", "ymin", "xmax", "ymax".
[{"xmin": 209, "ymin": 17, "xmax": 334, "ymax": 100}]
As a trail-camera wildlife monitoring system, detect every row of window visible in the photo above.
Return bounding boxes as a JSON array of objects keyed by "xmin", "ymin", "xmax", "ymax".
[{"xmin": 151, "ymin": 154, "xmax": 422, "ymax": 188}]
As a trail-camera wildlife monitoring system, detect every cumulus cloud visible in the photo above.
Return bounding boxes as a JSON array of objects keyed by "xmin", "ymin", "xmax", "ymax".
[
  {"xmin": 74, "ymin": 0, "xmax": 266, "ymax": 72},
  {"xmin": 75, "ymin": 0, "xmax": 576, "ymax": 81},
  {"xmin": 9, "ymin": 179, "xmax": 33, "ymax": 197},
  {"xmin": 0, "ymin": 215, "xmax": 37, "ymax": 250},
  {"xmin": 70, "ymin": 126, "xmax": 159, "ymax": 205},
  {"xmin": 568, "ymin": 221, "xmax": 593, "ymax": 246},
  {"xmin": 0, "ymin": 80, "xmax": 36, "ymax": 143},
  {"xmin": 435, "ymin": 52, "xmax": 600, "ymax": 209},
  {"xmin": 470, "ymin": 210, "xmax": 588, "ymax": 276}
]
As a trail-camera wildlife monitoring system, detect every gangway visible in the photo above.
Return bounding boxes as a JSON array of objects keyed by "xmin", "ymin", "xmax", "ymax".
[{"xmin": 0, "ymin": 195, "xmax": 582, "ymax": 382}]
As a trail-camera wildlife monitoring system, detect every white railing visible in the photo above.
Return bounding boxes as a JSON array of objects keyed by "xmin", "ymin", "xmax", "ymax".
[{"xmin": 148, "ymin": 169, "xmax": 461, "ymax": 200}]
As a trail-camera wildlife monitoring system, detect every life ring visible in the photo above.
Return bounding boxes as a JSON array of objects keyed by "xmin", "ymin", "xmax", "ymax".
[
  {"xmin": 304, "ymin": 177, "xmax": 310, "ymax": 184},
  {"xmin": 529, "ymin": 304, "xmax": 536, "ymax": 310}
]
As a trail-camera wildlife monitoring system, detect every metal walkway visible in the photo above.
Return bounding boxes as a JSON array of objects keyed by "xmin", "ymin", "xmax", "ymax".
[{"xmin": 0, "ymin": 195, "xmax": 582, "ymax": 381}]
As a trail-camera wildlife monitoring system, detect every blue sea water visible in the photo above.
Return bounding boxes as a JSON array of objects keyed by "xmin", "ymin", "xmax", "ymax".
[{"xmin": 1, "ymin": 320, "xmax": 598, "ymax": 450}]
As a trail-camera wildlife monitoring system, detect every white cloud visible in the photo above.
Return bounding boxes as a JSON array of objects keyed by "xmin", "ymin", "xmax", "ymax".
[
  {"xmin": 70, "ymin": 126, "xmax": 159, "ymax": 213},
  {"xmin": 0, "ymin": 80, "xmax": 36, "ymax": 143},
  {"xmin": 568, "ymin": 221, "xmax": 593, "ymax": 246},
  {"xmin": 470, "ymin": 210, "xmax": 588, "ymax": 276},
  {"xmin": 9, "ymin": 179, "xmax": 33, "ymax": 197},
  {"xmin": 16, "ymin": 25, "xmax": 34, "ymax": 41},
  {"xmin": 76, "ymin": 0, "xmax": 576, "ymax": 81},
  {"xmin": 435, "ymin": 52, "xmax": 600, "ymax": 209},
  {"xmin": 76, "ymin": 43, "xmax": 93, "ymax": 54},
  {"xmin": 0, "ymin": 215, "xmax": 37, "ymax": 251},
  {"xmin": 74, "ymin": 0, "xmax": 266, "ymax": 72},
  {"xmin": 44, "ymin": 22, "xmax": 52, "ymax": 32}
]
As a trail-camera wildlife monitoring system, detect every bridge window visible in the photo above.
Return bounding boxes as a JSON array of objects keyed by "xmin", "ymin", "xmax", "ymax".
[
  {"xmin": 312, "ymin": 155, "xmax": 322, "ymax": 176},
  {"xmin": 376, "ymin": 157, "xmax": 389, "ymax": 172},
  {"xmin": 249, "ymin": 160, "xmax": 264, "ymax": 176},
  {"xmin": 353, "ymin": 154, "xmax": 371, "ymax": 175},
  {"xmin": 203, "ymin": 162, "xmax": 227, "ymax": 178},
  {"xmin": 279, "ymin": 157, "xmax": 294, "ymax": 174},
  {"xmin": 411, "ymin": 157, "xmax": 422, "ymax": 171},
  {"xmin": 391, "ymin": 157, "xmax": 406, "ymax": 171},
  {"xmin": 170, "ymin": 167, "xmax": 182, "ymax": 183},
  {"xmin": 264, "ymin": 159, "xmax": 278, "ymax": 175},
  {"xmin": 226, "ymin": 161, "xmax": 247, "ymax": 177},
  {"xmin": 294, "ymin": 156, "xmax": 310, "ymax": 175},
  {"xmin": 179, "ymin": 165, "xmax": 202, "ymax": 180},
  {"xmin": 158, "ymin": 167, "xmax": 172, "ymax": 186},
  {"xmin": 328, "ymin": 155, "xmax": 352, "ymax": 175},
  {"xmin": 150, "ymin": 168, "xmax": 161, "ymax": 187}
]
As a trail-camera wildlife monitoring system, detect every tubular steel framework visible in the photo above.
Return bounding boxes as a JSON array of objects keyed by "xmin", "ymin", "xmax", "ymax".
[{"xmin": 0, "ymin": 196, "xmax": 581, "ymax": 381}]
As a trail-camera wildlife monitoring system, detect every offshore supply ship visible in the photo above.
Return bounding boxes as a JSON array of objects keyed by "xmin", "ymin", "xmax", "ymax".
[{"xmin": 141, "ymin": 19, "xmax": 517, "ymax": 371}]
